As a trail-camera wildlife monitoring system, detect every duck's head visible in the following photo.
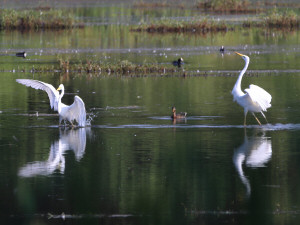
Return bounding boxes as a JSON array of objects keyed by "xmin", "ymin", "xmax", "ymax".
[{"xmin": 172, "ymin": 106, "xmax": 176, "ymax": 112}]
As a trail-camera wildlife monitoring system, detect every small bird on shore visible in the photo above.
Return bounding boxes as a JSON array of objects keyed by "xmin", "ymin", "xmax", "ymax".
[
  {"xmin": 16, "ymin": 52, "xmax": 27, "ymax": 58},
  {"xmin": 171, "ymin": 106, "xmax": 187, "ymax": 119},
  {"xmin": 172, "ymin": 58, "xmax": 184, "ymax": 67}
]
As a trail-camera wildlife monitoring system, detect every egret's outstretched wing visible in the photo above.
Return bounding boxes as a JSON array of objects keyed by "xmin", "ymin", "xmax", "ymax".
[
  {"xmin": 66, "ymin": 96, "xmax": 86, "ymax": 127},
  {"xmin": 245, "ymin": 84, "xmax": 272, "ymax": 111},
  {"xmin": 16, "ymin": 79, "xmax": 60, "ymax": 111}
]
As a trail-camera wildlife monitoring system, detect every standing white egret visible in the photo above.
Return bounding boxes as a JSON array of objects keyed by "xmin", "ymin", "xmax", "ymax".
[
  {"xmin": 16, "ymin": 79, "xmax": 86, "ymax": 127},
  {"xmin": 232, "ymin": 52, "xmax": 272, "ymax": 126}
]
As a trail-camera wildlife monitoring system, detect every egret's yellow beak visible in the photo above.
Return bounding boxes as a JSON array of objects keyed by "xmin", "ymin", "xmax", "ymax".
[
  {"xmin": 57, "ymin": 86, "xmax": 61, "ymax": 91},
  {"xmin": 235, "ymin": 52, "xmax": 244, "ymax": 57}
]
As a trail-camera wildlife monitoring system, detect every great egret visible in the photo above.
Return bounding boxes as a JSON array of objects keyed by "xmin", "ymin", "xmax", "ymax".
[
  {"xmin": 232, "ymin": 52, "xmax": 272, "ymax": 126},
  {"xmin": 16, "ymin": 79, "xmax": 86, "ymax": 127}
]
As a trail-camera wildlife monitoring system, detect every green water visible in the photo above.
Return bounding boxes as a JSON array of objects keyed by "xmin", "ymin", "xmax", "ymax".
[{"xmin": 1, "ymin": 3, "xmax": 300, "ymax": 225}]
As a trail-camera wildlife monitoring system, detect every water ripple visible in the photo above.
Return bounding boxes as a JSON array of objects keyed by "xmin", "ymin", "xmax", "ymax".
[
  {"xmin": 92, "ymin": 123, "xmax": 300, "ymax": 130},
  {"xmin": 149, "ymin": 116, "xmax": 222, "ymax": 120},
  {"xmin": 22, "ymin": 123, "xmax": 300, "ymax": 131}
]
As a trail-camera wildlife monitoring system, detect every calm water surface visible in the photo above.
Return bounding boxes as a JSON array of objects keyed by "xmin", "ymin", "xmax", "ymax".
[{"xmin": 1, "ymin": 3, "xmax": 300, "ymax": 225}]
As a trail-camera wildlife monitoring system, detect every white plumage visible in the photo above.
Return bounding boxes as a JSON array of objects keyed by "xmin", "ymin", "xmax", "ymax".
[
  {"xmin": 232, "ymin": 52, "xmax": 272, "ymax": 125},
  {"xmin": 233, "ymin": 133, "xmax": 272, "ymax": 196},
  {"xmin": 18, "ymin": 128, "xmax": 88, "ymax": 177},
  {"xmin": 245, "ymin": 84, "xmax": 272, "ymax": 111},
  {"xmin": 16, "ymin": 79, "xmax": 86, "ymax": 127}
]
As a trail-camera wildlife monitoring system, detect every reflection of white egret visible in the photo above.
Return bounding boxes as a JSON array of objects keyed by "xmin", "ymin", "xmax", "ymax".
[
  {"xmin": 233, "ymin": 132, "xmax": 272, "ymax": 196},
  {"xmin": 232, "ymin": 52, "xmax": 272, "ymax": 126},
  {"xmin": 16, "ymin": 79, "xmax": 86, "ymax": 127},
  {"xmin": 18, "ymin": 128, "xmax": 88, "ymax": 177}
]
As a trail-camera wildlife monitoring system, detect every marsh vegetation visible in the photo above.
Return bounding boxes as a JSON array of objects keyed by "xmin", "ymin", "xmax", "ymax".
[
  {"xmin": 11, "ymin": 59, "xmax": 181, "ymax": 75},
  {"xmin": 132, "ymin": 7, "xmax": 300, "ymax": 34},
  {"xmin": 0, "ymin": 9, "xmax": 83, "ymax": 30},
  {"xmin": 131, "ymin": 18, "xmax": 230, "ymax": 33},
  {"xmin": 196, "ymin": 0, "xmax": 261, "ymax": 13}
]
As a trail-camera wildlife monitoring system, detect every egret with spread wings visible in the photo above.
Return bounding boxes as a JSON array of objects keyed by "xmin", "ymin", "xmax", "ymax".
[
  {"xmin": 232, "ymin": 52, "xmax": 272, "ymax": 126},
  {"xmin": 16, "ymin": 79, "xmax": 86, "ymax": 127}
]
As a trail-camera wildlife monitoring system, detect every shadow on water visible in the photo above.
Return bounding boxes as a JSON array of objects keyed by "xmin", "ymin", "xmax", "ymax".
[
  {"xmin": 233, "ymin": 129, "xmax": 272, "ymax": 197},
  {"xmin": 18, "ymin": 128, "xmax": 90, "ymax": 177}
]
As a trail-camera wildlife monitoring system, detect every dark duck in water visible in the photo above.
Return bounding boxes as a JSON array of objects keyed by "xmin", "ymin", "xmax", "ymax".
[
  {"xmin": 171, "ymin": 106, "xmax": 187, "ymax": 119},
  {"xmin": 16, "ymin": 51, "xmax": 27, "ymax": 58},
  {"xmin": 219, "ymin": 46, "xmax": 225, "ymax": 53},
  {"xmin": 172, "ymin": 58, "xmax": 184, "ymax": 67}
]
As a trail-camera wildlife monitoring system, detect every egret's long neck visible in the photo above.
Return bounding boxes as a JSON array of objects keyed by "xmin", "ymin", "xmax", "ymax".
[
  {"xmin": 233, "ymin": 58, "xmax": 249, "ymax": 96},
  {"xmin": 59, "ymin": 88, "xmax": 64, "ymax": 102},
  {"xmin": 57, "ymin": 87, "xmax": 64, "ymax": 112}
]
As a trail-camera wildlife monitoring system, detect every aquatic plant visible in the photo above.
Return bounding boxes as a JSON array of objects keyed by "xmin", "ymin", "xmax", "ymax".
[
  {"xmin": 8, "ymin": 59, "xmax": 276, "ymax": 77},
  {"xmin": 24, "ymin": 59, "xmax": 180, "ymax": 75},
  {"xmin": 0, "ymin": 9, "xmax": 83, "ymax": 30},
  {"xmin": 264, "ymin": 1, "xmax": 300, "ymax": 8},
  {"xmin": 133, "ymin": 1, "xmax": 170, "ymax": 8},
  {"xmin": 243, "ymin": 8, "xmax": 300, "ymax": 29},
  {"xmin": 131, "ymin": 18, "xmax": 230, "ymax": 34},
  {"xmin": 196, "ymin": 0, "xmax": 260, "ymax": 13},
  {"xmin": 263, "ymin": 8, "xmax": 299, "ymax": 29}
]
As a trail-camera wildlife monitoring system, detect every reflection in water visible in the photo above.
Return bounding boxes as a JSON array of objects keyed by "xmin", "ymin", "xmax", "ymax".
[
  {"xmin": 233, "ymin": 131, "xmax": 272, "ymax": 197},
  {"xmin": 18, "ymin": 128, "xmax": 88, "ymax": 177},
  {"xmin": 172, "ymin": 117, "xmax": 187, "ymax": 125}
]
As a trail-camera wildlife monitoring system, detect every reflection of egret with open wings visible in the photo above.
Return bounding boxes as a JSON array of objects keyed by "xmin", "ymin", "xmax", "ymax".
[
  {"xmin": 233, "ymin": 131, "xmax": 272, "ymax": 197},
  {"xmin": 18, "ymin": 128, "xmax": 88, "ymax": 177}
]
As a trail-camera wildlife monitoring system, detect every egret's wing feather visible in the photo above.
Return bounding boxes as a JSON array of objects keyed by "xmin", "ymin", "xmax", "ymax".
[
  {"xmin": 244, "ymin": 84, "xmax": 272, "ymax": 111},
  {"xmin": 66, "ymin": 96, "xmax": 86, "ymax": 127},
  {"xmin": 16, "ymin": 79, "xmax": 60, "ymax": 111}
]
